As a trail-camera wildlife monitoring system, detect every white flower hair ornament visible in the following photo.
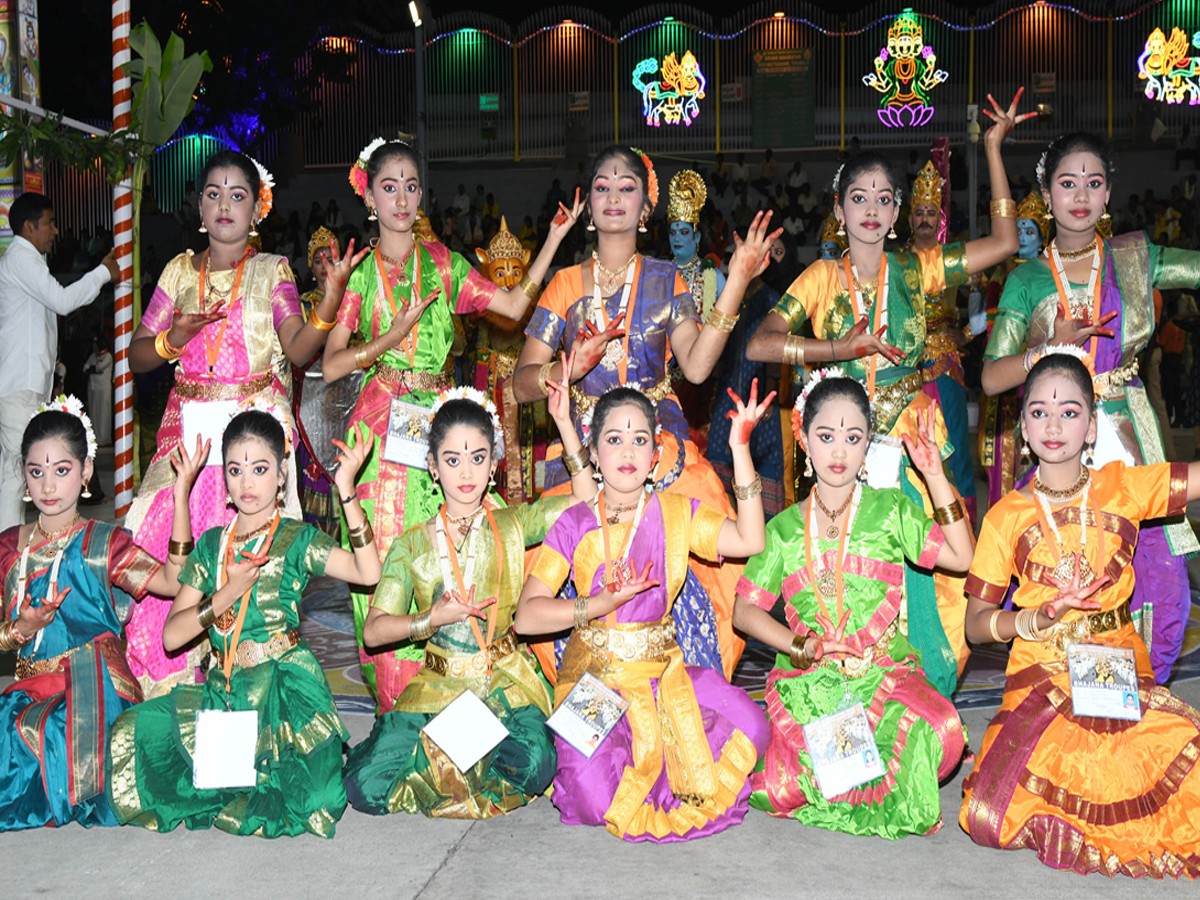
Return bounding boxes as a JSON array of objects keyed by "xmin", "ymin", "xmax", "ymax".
[
  {"xmin": 1035, "ymin": 149, "xmax": 1050, "ymax": 190},
  {"xmin": 431, "ymin": 386, "xmax": 505, "ymax": 459},
  {"xmin": 237, "ymin": 397, "xmax": 293, "ymax": 453},
  {"xmin": 33, "ymin": 395, "xmax": 97, "ymax": 460},
  {"xmin": 1034, "ymin": 344, "xmax": 1102, "ymax": 398},
  {"xmin": 831, "ymin": 163, "xmax": 846, "ymax": 197},
  {"xmin": 246, "ymin": 155, "xmax": 275, "ymax": 221},
  {"xmin": 791, "ymin": 367, "xmax": 863, "ymax": 443}
]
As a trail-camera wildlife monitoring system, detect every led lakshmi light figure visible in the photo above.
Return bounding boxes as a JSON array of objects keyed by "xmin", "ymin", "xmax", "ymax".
[{"xmin": 863, "ymin": 9, "xmax": 949, "ymax": 128}]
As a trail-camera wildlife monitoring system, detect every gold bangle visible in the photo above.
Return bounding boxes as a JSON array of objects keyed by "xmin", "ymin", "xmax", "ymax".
[
  {"xmin": 308, "ymin": 307, "xmax": 336, "ymax": 332},
  {"xmin": 788, "ymin": 635, "xmax": 813, "ymax": 670},
  {"xmin": 732, "ymin": 473, "xmax": 763, "ymax": 501},
  {"xmin": 348, "ymin": 521, "xmax": 375, "ymax": 548},
  {"xmin": 518, "ymin": 273, "xmax": 543, "ymax": 301},
  {"xmin": 561, "ymin": 447, "xmax": 590, "ymax": 477},
  {"xmin": 537, "ymin": 361, "xmax": 554, "ymax": 397},
  {"xmin": 168, "ymin": 538, "xmax": 195, "ymax": 557},
  {"xmin": 409, "ymin": 609, "xmax": 436, "ymax": 642},
  {"xmin": 573, "ymin": 594, "xmax": 590, "ymax": 631},
  {"xmin": 704, "ymin": 307, "xmax": 739, "ymax": 333},
  {"xmin": 196, "ymin": 598, "xmax": 216, "ymax": 630},
  {"xmin": 1014, "ymin": 606, "xmax": 1052, "ymax": 642},
  {"xmin": 986, "ymin": 610, "xmax": 1005, "ymax": 643},
  {"xmin": 355, "ymin": 345, "xmax": 375, "ymax": 370},
  {"xmin": 154, "ymin": 331, "xmax": 183, "ymax": 361},
  {"xmin": 0, "ymin": 621, "xmax": 16, "ymax": 652},
  {"xmin": 989, "ymin": 198, "xmax": 1018, "ymax": 219},
  {"xmin": 933, "ymin": 499, "xmax": 964, "ymax": 526},
  {"xmin": 782, "ymin": 334, "xmax": 806, "ymax": 368}
]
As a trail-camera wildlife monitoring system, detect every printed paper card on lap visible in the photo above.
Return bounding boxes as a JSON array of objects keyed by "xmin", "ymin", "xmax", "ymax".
[
  {"xmin": 383, "ymin": 398, "xmax": 432, "ymax": 469},
  {"xmin": 546, "ymin": 672, "xmax": 629, "ymax": 758},
  {"xmin": 1066, "ymin": 642, "xmax": 1142, "ymax": 721},
  {"xmin": 865, "ymin": 436, "xmax": 903, "ymax": 490},
  {"xmin": 802, "ymin": 702, "xmax": 885, "ymax": 799},
  {"xmin": 183, "ymin": 399, "xmax": 240, "ymax": 466},
  {"xmin": 193, "ymin": 709, "xmax": 259, "ymax": 789},
  {"xmin": 421, "ymin": 690, "xmax": 510, "ymax": 772}
]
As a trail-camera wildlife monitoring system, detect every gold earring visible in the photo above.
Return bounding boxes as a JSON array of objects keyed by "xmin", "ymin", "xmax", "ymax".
[
  {"xmin": 367, "ymin": 206, "xmax": 378, "ymax": 222},
  {"xmin": 81, "ymin": 484, "xmax": 92, "ymax": 499},
  {"xmin": 836, "ymin": 221, "xmax": 846, "ymax": 237},
  {"xmin": 887, "ymin": 225, "xmax": 897, "ymax": 240},
  {"xmin": 802, "ymin": 456, "xmax": 812, "ymax": 478},
  {"xmin": 1099, "ymin": 207, "xmax": 1111, "ymax": 222},
  {"xmin": 586, "ymin": 213, "xmax": 596, "ymax": 232},
  {"xmin": 198, "ymin": 223, "xmax": 208, "ymax": 234},
  {"xmin": 638, "ymin": 219, "xmax": 648, "ymax": 234},
  {"xmin": 249, "ymin": 221, "xmax": 259, "ymax": 238},
  {"xmin": 1020, "ymin": 442, "xmax": 1031, "ymax": 460},
  {"xmin": 22, "ymin": 487, "xmax": 31, "ymax": 502}
]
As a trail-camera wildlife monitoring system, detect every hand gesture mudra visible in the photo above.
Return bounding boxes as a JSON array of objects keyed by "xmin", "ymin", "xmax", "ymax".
[
  {"xmin": 1051, "ymin": 308, "xmax": 1117, "ymax": 347},
  {"xmin": 569, "ymin": 311, "xmax": 626, "ymax": 377},
  {"xmin": 726, "ymin": 377, "xmax": 778, "ymax": 448},
  {"xmin": 901, "ymin": 403, "xmax": 943, "ymax": 480},
  {"xmin": 432, "ymin": 585, "xmax": 496, "ymax": 627},
  {"xmin": 16, "ymin": 583, "xmax": 70, "ymax": 638},
  {"xmin": 981, "ymin": 86, "xmax": 1038, "ymax": 147},
  {"xmin": 728, "ymin": 211, "xmax": 784, "ymax": 283},
  {"xmin": 324, "ymin": 238, "xmax": 371, "ymax": 298},
  {"xmin": 386, "ymin": 286, "xmax": 440, "ymax": 341},
  {"xmin": 839, "ymin": 317, "xmax": 904, "ymax": 366}
]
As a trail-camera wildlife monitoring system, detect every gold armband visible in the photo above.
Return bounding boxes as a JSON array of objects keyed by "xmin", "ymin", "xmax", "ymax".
[
  {"xmin": 989, "ymin": 198, "xmax": 1017, "ymax": 219},
  {"xmin": 732, "ymin": 473, "xmax": 763, "ymax": 501},
  {"xmin": 782, "ymin": 334, "xmax": 806, "ymax": 368},
  {"xmin": 518, "ymin": 273, "xmax": 543, "ymax": 302},
  {"xmin": 308, "ymin": 307, "xmax": 336, "ymax": 332},
  {"xmin": 704, "ymin": 308, "xmax": 739, "ymax": 334}
]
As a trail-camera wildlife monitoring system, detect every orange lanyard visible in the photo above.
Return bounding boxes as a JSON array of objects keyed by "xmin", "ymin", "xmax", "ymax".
[
  {"xmin": 438, "ymin": 506, "xmax": 503, "ymax": 666},
  {"xmin": 1047, "ymin": 236, "xmax": 1104, "ymax": 359},
  {"xmin": 217, "ymin": 512, "xmax": 281, "ymax": 693},
  {"xmin": 375, "ymin": 247, "xmax": 421, "ymax": 366},
  {"xmin": 198, "ymin": 249, "xmax": 251, "ymax": 375},
  {"xmin": 841, "ymin": 254, "xmax": 888, "ymax": 399}
]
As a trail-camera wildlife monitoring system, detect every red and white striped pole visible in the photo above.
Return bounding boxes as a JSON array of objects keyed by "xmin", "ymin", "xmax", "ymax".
[{"xmin": 111, "ymin": 0, "xmax": 134, "ymax": 517}]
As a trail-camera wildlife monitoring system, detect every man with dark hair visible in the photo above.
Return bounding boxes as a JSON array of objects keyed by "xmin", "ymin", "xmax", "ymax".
[{"xmin": 0, "ymin": 192, "xmax": 118, "ymax": 528}]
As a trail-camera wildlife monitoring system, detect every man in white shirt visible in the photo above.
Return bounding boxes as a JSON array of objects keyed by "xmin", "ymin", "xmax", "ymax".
[{"xmin": 0, "ymin": 192, "xmax": 118, "ymax": 528}]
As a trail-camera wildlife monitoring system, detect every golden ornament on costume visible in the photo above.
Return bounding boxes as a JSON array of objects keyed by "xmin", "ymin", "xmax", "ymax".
[
  {"xmin": 307, "ymin": 226, "xmax": 340, "ymax": 270},
  {"xmin": 1016, "ymin": 191, "xmax": 1052, "ymax": 242},
  {"xmin": 819, "ymin": 212, "xmax": 847, "ymax": 252},
  {"xmin": 910, "ymin": 160, "xmax": 943, "ymax": 210},
  {"xmin": 666, "ymin": 170, "xmax": 707, "ymax": 227},
  {"xmin": 474, "ymin": 216, "xmax": 531, "ymax": 290}
]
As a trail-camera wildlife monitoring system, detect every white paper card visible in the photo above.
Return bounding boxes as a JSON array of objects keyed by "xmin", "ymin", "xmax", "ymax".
[
  {"xmin": 383, "ymin": 398, "xmax": 432, "ymax": 469},
  {"xmin": 546, "ymin": 671, "xmax": 629, "ymax": 758},
  {"xmin": 802, "ymin": 702, "xmax": 885, "ymax": 799},
  {"xmin": 193, "ymin": 709, "xmax": 259, "ymax": 789},
  {"xmin": 421, "ymin": 690, "xmax": 509, "ymax": 772},
  {"xmin": 865, "ymin": 436, "xmax": 903, "ymax": 490},
  {"xmin": 1066, "ymin": 643, "xmax": 1142, "ymax": 721},
  {"xmin": 1092, "ymin": 409, "xmax": 1135, "ymax": 469},
  {"xmin": 182, "ymin": 400, "xmax": 240, "ymax": 466}
]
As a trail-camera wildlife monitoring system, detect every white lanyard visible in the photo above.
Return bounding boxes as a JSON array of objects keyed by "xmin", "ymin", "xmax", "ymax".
[
  {"xmin": 433, "ymin": 508, "xmax": 483, "ymax": 599},
  {"xmin": 591, "ymin": 259, "xmax": 636, "ymax": 368},
  {"xmin": 1047, "ymin": 239, "xmax": 1102, "ymax": 319}
]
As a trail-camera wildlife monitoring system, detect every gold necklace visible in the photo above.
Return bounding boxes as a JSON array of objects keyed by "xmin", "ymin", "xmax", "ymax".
[
  {"xmin": 378, "ymin": 245, "xmax": 416, "ymax": 286},
  {"xmin": 604, "ymin": 500, "xmax": 639, "ymax": 526},
  {"xmin": 1032, "ymin": 466, "xmax": 1090, "ymax": 502},
  {"xmin": 233, "ymin": 519, "xmax": 273, "ymax": 543},
  {"xmin": 592, "ymin": 250, "xmax": 638, "ymax": 293},
  {"xmin": 1052, "ymin": 240, "xmax": 1097, "ymax": 262},
  {"xmin": 445, "ymin": 506, "xmax": 484, "ymax": 540},
  {"xmin": 811, "ymin": 489, "xmax": 854, "ymax": 539},
  {"xmin": 35, "ymin": 513, "xmax": 80, "ymax": 543}
]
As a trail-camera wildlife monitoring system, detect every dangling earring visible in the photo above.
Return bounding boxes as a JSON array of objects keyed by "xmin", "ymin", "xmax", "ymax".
[
  {"xmin": 1099, "ymin": 207, "xmax": 1111, "ymax": 222},
  {"xmin": 22, "ymin": 487, "xmax": 31, "ymax": 502},
  {"xmin": 836, "ymin": 220, "xmax": 846, "ymax": 237},
  {"xmin": 81, "ymin": 484, "xmax": 93, "ymax": 499},
  {"xmin": 249, "ymin": 220, "xmax": 259, "ymax": 238},
  {"xmin": 803, "ymin": 456, "xmax": 813, "ymax": 478},
  {"xmin": 276, "ymin": 484, "xmax": 285, "ymax": 504},
  {"xmin": 857, "ymin": 461, "xmax": 868, "ymax": 483},
  {"xmin": 488, "ymin": 471, "xmax": 496, "ymax": 489},
  {"xmin": 1082, "ymin": 442, "xmax": 1095, "ymax": 467},
  {"xmin": 367, "ymin": 206, "xmax": 378, "ymax": 222},
  {"xmin": 1042, "ymin": 207, "xmax": 1054, "ymax": 221},
  {"xmin": 586, "ymin": 213, "xmax": 596, "ymax": 233},
  {"xmin": 198, "ymin": 223, "xmax": 208, "ymax": 234},
  {"xmin": 226, "ymin": 492, "xmax": 233, "ymax": 507},
  {"xmin": 1020, "ymin": 441, "xmax": 1031, "ymax": 460},
  {"xmin": 886, "ymin": 225, "xmax": 897, "ymax": 240},
  {"xmin": 638, "ymin": 218, "xmax": 648, "ymax": 234}
]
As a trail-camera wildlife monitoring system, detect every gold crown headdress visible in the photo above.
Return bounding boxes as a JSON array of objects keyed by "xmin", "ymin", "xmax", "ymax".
[
  {"xmin": 1016, "ymin": 191, "xmax": 1051, "ymax": 242},
  {"xmin": 307, "ymin": 226, "xmax": 340, "ymax": 269},
  {"xmin": 910, "ymin": 160, "xmax": 943, "ymax": 210},
  {"xmin": 667, "ymin": 170, "xmax": 707, "ymax": 227},
  {"xmin": 485, "ymin": 216, "xmax": 524, "ymax": 261},
  {"xmin": 820, "ymin": 211, "xmax": 846, "ymax": 248},
  {"xmin": 888, "ymin": 9, "xmax": 923, "ymax": 43}
]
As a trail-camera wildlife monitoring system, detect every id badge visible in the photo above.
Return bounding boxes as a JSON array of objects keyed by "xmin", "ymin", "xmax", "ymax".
[
  {"xmin": 1066, "ymin": 643, "xmax": 1141, "ymax": 721},
  {"xmin": 546, "ymin": 671, "xmax": 630, "ymax": 759},
  {"xmin": 182, "ymin": 400, "xmax": 240, "ymax": 466},
  {"xmin": 382, "ymin": 398, "xmax": 432, "ymax": 469},
  {"xmin": 1091, "ymin": 409, "xmax": 1135, "ymax": 469},
  {"xmin": 864, "ymin": 436, "xmax": 903, "ymax": 490},
  {"xmin": 421, "ymin": 690, "xmax": 510, "ymax": 772},
  {"xmin": 802, "ymin": 702, "xmax": 885, "ymax": 799},
  {"xmin": 193, "ymin": 709, "xmax": 259, "ymax": 789}
]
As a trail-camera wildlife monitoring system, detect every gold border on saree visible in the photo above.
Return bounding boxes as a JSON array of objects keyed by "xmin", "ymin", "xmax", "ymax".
[
  {"xmin": 373, "ymin": 365, "xmax": 451, "ymax": 393},
  {"xmin": 1093, "ymin": 360, "xmax": 1138, "ymax": 400},
  {"xmin": 174, "ymin": 371, "xmax": 274, "ymax": 400}
]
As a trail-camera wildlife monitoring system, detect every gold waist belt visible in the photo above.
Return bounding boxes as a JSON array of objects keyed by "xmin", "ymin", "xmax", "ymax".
[
  {"xmin": 175, "ymin": 371, "xmax": 274, "ymax": 400},
  {"xmin": 818, "ymin": 618, "xmax": 899, "ymax": 679},
  {"xmin": 571, "ymin": 377, "xmax": 672, "ymax": 417},
  {"xmin": 14, "ymin": 643, "xmax": 88, "ymax": 679},
  {"xmin": 923, "ymin": 329, "xmax": 961, "ymax": 360},
  {"xmin": 1049, "ymin": 600, "xmax": 1133, "ymax": 651},
  {"xmin": 1093, "ymin": 360, "xmax": 1139, "ymax": 400},
  {"xmin": 871, "ymin": 370, "xmax": 925, "ymax": 430},
  {"xmin": 372, "ymin": 365, "xmax": 451, "ymax": 394},
  {"xmin": 423, "ymin": 632, "xmax": 519, "ymax": 678},
  {"xmin": 212, "ymin": 630, "xmax": 300, "ymax": 669},
  {"xmin": 577, "ymin": 618, "xmax": 676, "ymax": 663}
]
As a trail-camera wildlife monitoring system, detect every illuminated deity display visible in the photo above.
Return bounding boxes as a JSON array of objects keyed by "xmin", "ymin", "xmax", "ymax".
[
  {"xmin": 632, "ymin": 49, "xmax": 706, "ymax": 127},
  {"xmin": 863, "ymin": 8, "xmax": 948, "ymax": 128},
  {"xmin": 1137, "ymin": 26, "xmax": 1200, "ymax": 105}
]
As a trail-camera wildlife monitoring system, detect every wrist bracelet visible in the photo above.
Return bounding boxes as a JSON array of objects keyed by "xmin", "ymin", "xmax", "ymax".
[
  {"xmin": 196, "ymin": 598, "xmax": 217, "ymax": 630},
  {"xmin": 518, "ymin": 273, "xmax": 543, "ymax": 302},
  {"xmin": 168, "ymin": 538, "xmax": 195, "ymax": 557},
  {"xmin": 409, "ymin": 609, "xmax": 436, "ymax": 642},
  {"xmin": 732, "ymin": 473, "xmax": 763, "ymax": 501},
  {"xmin": 788, "ymin": 635, "xmax": 813, "ymax": 670},
  {"xmin": 986, "ymin": 610, "xmax": 1005, "ymax": 643},
  {"xmin": 705, "ymin": 308, "xmax": 739, "ymax": 334},
  {"xmin": 573, "ymin": 594, "xmax": 590, "ymax": 631},
  {"xmin": 355, "ymin": 345, "xmax": 375, "ymax": 370},
  {"xmin": 348, "ymin": 520, "xmax": 375, "ymax": 549},
  {"xmin": 1023, "ymin": 342, "xmax": 1047, "ymax": 374},
  {"xmin": 561, "ymin": 447, "xmax": 590, "ymax": 477},
  {"xmin": 932, "ymin": 499, "xmax": 965, "ymax": 526},
  {"xmin": 829, "ymin": 338, "xmax": 837, "ymax": 362},
  {"xmin": 339, "ymin": 491, "xmax": 357, "ymax": 506},
  {"xmin": 1014, "ymin": 606, "xmax": 1052, "ymax": 642},
  {"xmin": 308, "ymin": 307, "xmax": 336, "ymax": 332},
  {"xmin": 154, "ymin": 330, "xmax": 183, "ymax": 361},
  {"xmin": 782, "ymin": 334, "xmax": 806, "ymax": 367},
  {"xmin": 537, "ymin": 361, "xmax": 554, "ymax": 397},
  {"xmin": 989, "ymin": 198, "xmax": 1018, "ymax": 219}
]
